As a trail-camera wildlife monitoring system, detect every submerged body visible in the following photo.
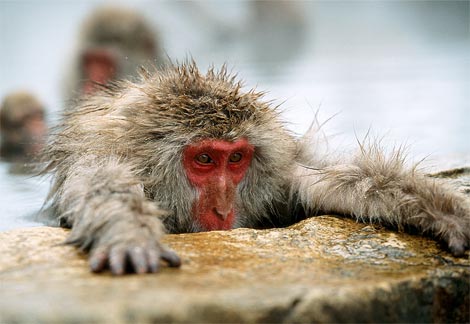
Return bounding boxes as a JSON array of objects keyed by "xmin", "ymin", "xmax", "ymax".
[{"xmin": 42, "ymin": 62, "xmax": 470, "ymax": 274}]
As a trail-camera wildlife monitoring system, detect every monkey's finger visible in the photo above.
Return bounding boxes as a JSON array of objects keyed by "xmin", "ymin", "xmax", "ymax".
[
  {"xmin": 89, "ymin": 246, "xmax": 109, "ymax": 273},
  {"xmin": 109, "ymin": 246, "xmax": 126, "ymax": 275},
  {"xmin": 448, "ymin": 236, "xmax": 466, "ymax": 257},
  {"xmin": 450, "ymin": 246, "xmax": 465, "ymax": 257},
  {"xmin": 128, "ymin": 246, "xmax": 148, "ymax": 274},
  {"xmin": 146, "ymin": 248, "xmax": 161, "ymax": 273},
  {"xmin": 160, "ymin": 248, "xmax": 182, "ymax": 268}
]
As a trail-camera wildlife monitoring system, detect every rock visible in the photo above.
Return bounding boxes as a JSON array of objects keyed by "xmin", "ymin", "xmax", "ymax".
[
  {"xmin": 429, "ymin": 166, "xmax": 470, "ymax": 195},
  {"xmin": 0, "ymin": 216, "xmax": 469, "ymax": 323},
  {"xmin": 424, "ymin": 154, "xmax": 470, "ymax": 195}
]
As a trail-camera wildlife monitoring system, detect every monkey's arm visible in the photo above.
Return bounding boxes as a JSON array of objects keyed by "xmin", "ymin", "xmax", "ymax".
[
  {"xmin": 51, "ymin": 155, "xmax": 181, "ymax": 274},
  {"xmin": 293, "ymin": 150, "xmax": 470, "ymax": 256}
]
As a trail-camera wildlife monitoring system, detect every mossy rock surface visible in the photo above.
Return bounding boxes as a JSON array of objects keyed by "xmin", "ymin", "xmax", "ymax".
[{"xmin": 1, "ymin": 214, "xmax": 469, "ymax": 323}]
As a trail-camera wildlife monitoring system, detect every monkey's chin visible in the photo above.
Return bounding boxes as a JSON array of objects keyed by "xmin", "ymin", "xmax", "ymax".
[{"xmin": 197, "ymin": 210, "xmax": 235, "ymax": 231}]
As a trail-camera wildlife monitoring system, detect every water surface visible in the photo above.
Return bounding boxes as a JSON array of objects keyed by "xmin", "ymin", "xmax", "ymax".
[{"xmin": 0, "ymin": 163, "xmax": 49, "ymax": 231}]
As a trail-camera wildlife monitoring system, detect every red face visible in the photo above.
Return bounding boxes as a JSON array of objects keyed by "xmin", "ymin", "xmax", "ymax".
[
  {"xmin": 183, "ymin": 139, "xmax": 254, "ymax": 231},
  {"xmin": 82, "ymin": 49, "xmax": 116, "ymax": 94}
]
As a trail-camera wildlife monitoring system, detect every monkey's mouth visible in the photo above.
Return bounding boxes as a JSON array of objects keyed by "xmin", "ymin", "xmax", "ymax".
[{"xmin": 196, "ymin": 208, "xmax": 235, "ymax": 231}]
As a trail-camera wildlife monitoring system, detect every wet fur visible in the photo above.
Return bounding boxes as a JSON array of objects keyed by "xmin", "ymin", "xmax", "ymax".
[{"xmin": 42, "ymin": 62, "xmax": 470, "ymax": 272}]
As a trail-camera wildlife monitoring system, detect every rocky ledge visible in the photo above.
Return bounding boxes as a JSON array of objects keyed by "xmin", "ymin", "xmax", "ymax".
[{"xmin": 1, "ymin": 214, "xmax": 469, "ymax": 323}]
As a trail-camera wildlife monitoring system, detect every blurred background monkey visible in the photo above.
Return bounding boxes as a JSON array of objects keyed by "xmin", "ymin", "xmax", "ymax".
[
  {"xmin": 64, "ymin": 6, "xmax": 163, "ymax": 102},
  {"xmin": 1, "ymin": 91, "xmax": 46, "ymax": 167}
]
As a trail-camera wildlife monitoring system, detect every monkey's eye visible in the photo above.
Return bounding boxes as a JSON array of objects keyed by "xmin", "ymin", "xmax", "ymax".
[
  {"xmin": 229, "ymin": 152, "xmax": 243, "ymax": 163},
  {"xmin": 195, "ymin": 154, "xmax": 213, "ymax": 164}
]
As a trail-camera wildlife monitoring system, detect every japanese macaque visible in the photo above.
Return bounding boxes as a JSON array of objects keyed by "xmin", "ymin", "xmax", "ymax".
[
  {"xmin": 65, "ymin": 6, "xmax": 162, "ymax": 101},
  {"xmin": 42, "ymin": 62, "xmax": 470, "ymax": 275},
  {"xmin": 1, "ymin": 91, "xmax": 46, "ymax": 164}
]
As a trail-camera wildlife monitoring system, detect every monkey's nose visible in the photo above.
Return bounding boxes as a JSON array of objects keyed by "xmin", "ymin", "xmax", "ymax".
[{"xmin": 213, "ymin": 207, "xmax": 231, "ymax": 221}]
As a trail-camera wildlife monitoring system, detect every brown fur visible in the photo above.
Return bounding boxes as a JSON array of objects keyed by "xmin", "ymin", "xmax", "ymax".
[{"xmin": 42, "ymin": 62, "xmax": 470, "ymax": 274}]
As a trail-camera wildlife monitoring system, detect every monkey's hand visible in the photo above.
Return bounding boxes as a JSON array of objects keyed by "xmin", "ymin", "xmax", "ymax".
[
  {"xmin": 53, "ymin": 156, "xmax": 181, "ymax": 274},
  {"xmin": 408, "ymin": 191, "xmax": 470, "ymax": 257},
  {"xmin": 88, "ymin": 223, "xmax": 181, "ymax": 275},
  {"xmin": 64, "ymin": 202, "xmax": 182, "ymax": 275}
]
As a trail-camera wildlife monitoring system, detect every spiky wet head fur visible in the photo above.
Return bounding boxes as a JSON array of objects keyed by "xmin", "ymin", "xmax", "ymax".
[{"xmin": 44, "ymin": 62, "xmax": 297, "ymax": 233}]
